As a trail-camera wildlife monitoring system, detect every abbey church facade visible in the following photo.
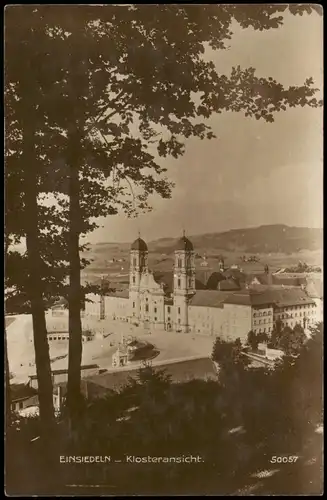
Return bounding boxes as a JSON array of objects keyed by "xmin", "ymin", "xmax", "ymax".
[{"xmin": 86, "ymin": 235, "xmax": 205, "ymax": 334}]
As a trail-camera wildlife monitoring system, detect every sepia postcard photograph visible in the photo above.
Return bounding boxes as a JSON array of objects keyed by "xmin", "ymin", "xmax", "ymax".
[{"xmin": 4, "ymin": 3, "xmax": 323, "ymax": 496}]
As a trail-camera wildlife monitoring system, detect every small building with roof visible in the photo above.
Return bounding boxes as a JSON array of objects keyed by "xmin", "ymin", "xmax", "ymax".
[
  {"xmin": 28, "ymin": 364, "xmax": 100, "ymax": 389},
  {"xmin": 10, "ymin": 383, "xmax": 39, "ymax": 413},
  {"xmin": 112, "ymin": 344, "xmax": 130, "ymax": 368}
]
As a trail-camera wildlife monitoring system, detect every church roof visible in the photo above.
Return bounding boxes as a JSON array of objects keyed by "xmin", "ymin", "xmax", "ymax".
[
  {"xmin": 248, "ymin": 273, "xmax": 308, "ymax": 287},
  {"xmin": 188, "ymin": 290, "xmax": 231, "ymax": 308},
  {"xmin": 106, "ymin": 289, "xmax": 129, "ymax": 299},
  {"xmin": 153, "ymin": 271, "xmax": 174, "ymax": 294},
  {"xmin": 222, "ymin": 268, "xmax": 246, "ymax": 281},
  {"xmin": 131, "ymin": 237, "xmax": 148, "ymax": 252},
  {"xmin": 206, "ymin": 271, "xmax": 227, "ymax": 290},
  {"xmin": 10, "ymin": 383, "xmax": 38, "ymax": 402},
  {"xmin": 218, "ymin": 279, "xmax": 241, "ymax": 291},
  {"xmin": 223, "ymin": 288, "xmax": 315, "ymax": 307},
  {"xmin": 175, "ymin": 236, "xmax": 194, "ymax": 252},
  {"xmin": 273, "ymin": 275, "xmax": 307, "ymax": 287},
  {"xmin": 153, "ymin": 271, "xmax": 206, "ymax": 295}
]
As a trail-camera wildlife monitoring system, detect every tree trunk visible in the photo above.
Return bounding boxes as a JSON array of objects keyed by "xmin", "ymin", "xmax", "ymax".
[
  {"xmin": 66, "ymin": 130, "xmax": 84, "ymax": 426},
  {"xmin": 5, "ymin": 327, "xmax": 11, "ymax": 428},
  {"xmin": 24, "ymin": 146, "xmax": 56, "ymax": 438}
]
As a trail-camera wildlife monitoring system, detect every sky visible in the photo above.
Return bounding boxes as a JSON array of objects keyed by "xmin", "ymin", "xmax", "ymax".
[{"xmin": 86, "ymin": 10, "xmax": 323, "ymax": 244}]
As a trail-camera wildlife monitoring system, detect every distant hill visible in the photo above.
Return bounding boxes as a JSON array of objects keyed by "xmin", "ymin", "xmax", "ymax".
[
  {"xmin": 85, "ymin": 225, "xmax": 322, "ymax": 263},
  {"xmin": 147, "ymin": 225, "xmax": 323, "ymax": 255}
]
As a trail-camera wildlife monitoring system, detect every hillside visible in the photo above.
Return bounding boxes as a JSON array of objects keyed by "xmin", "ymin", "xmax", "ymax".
[
  {"xmin": 87, "ymin": 225, "xmax": 322, "ymax": 256},
  {"xmin": 148, "ymin": 225, "xmax": 323, "ymax": 254},
  {"xmin": 82, "ymin": 225, "xmax": 323, "ymax": 282}
]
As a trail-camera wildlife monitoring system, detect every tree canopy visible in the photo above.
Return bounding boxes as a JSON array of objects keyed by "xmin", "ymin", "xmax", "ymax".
[{"xmin": 4, "ymin": 4, "xmax": 323, "ymax": 491}]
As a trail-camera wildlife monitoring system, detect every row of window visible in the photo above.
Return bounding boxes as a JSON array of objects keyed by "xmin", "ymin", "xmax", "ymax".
[
  {"xmin": 253, "ymin": 304, "xmax": 316, "ymax": 318},
  {"xmin": 253, "ymin": 304, "xmax": 315, "ymax": 318},
  {"xmin": 131, "ymin": 315, "xmax": 173, "ymax": 324},
  {"xmin": 268, "ymin": 319, "xmax": 312, "ymax": 329},
  {"xmin": 253, "ymin": 318, "xmax": 273, "ymax": 326},
  {"xmin": 133, "ymin": 303, "xmax": 177, "ymax": 314},
  {"xmin": 278, "ymin": 310, "xmax": 315, "ymax": 319},
  {"xmin": 253, "ymin": 311, "xmax": 272, "ymax": 317},
  {"xmin": 254, "ymin": 327, "xmax": 272, "ymax": 334},
  {"xmin": 279, "ymin": 311, "xmax": 314, "ymax": 319},
  {"xmin": 280, "ymin": 320, "xmax": 302, "ymax": 328},
  {"xmin": 279, "ymin": 304, "xmax": 315, "ymax": 312}
]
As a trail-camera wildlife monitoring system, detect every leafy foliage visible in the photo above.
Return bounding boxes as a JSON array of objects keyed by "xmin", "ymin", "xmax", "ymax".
[
  {"xmin": 212, "ymin": 336, "xmax": 249, "ymax": 370},
  {"xmin": 6, "ymin": 324, "xmax": 323, "ymax": 495},
  {"xmin": 247, "ymin": 330, "xmax": 259, "ymax": 350},
  {"xmin": 269, "ymin": 322, "xmax": 307, "ymax": 355}
]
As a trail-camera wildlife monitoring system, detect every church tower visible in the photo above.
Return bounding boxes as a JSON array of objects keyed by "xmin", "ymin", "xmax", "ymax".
[
  {"xmin": 100, "ymin": 275, "xmax": 106, "ymax": 320},
  {"xmin": 173, "ymin": 232, "xmax": 196, "ymax": 332},
  {"xmin": 218, "ymin": 257, "xmax": 225, "ymax": 272},
  {"xmin": 129, "ymin": 236, "xmax": 148, "ymax": 322},
  {"xmin": 264, "ymin": 263, "xmax": 273, "ymax": 285},
  {"xmin": 200, "ymin": 253, "xmax": 211, "ymax": 286}
]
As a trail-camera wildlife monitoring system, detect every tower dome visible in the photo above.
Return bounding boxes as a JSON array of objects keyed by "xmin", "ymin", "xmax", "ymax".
[
  {"xmin": 131, "ymin": 237, "xmax": 148, "ymax": 252},
  {"xmin": 176, "ymin": 235, "xmax": 193, "ymax": 251}
]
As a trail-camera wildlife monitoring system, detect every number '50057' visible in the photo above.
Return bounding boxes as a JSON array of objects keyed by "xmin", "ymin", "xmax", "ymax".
[{"xmin": 270, "ymin": 456, "xmax": 299, "ymax": 463}]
